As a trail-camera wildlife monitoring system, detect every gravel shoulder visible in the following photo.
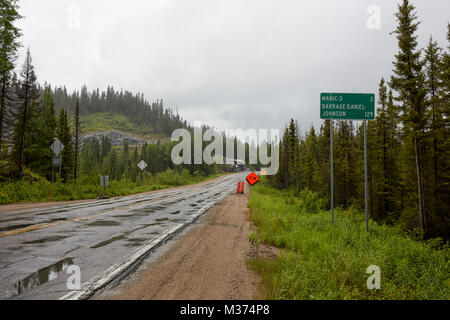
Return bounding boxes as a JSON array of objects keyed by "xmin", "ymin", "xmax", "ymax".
[{"xmin": 97, "ymin": 184, "xmax": 268, "ymax": 300}]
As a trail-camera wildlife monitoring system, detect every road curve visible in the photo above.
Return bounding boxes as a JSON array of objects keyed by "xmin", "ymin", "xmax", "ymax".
[{"xmin": 0, "ymin": 173, "xmax": 247, "ymax": 300}]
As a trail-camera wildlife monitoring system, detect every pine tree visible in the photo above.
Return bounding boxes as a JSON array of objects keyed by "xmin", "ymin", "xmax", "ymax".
[
  {"xmin": 73, "ymin": 98, "xmax": 81, "ymax": 179},
  {"xmin": 390, "ymin": 0, "xmax": 428, "ymax": 233},
  {"xmin": 24, "ymin": 86, "xmax": 56, "ymax": 179},
  {"xmin": 423, "ymin": 36, "xmax": 445, "ymax": 230},
  {"xmin": 287, "ymin": 119, "xmax": 300, "ymax": 192},
  {"xmin": 0, "ymin": 0, "xmax": 22, "ymax": 155},
  {"xmin": 376, "ymin": 77, "xmax": 389, "ymax": 219},
  {"xmin": 56, "ymin": 107, "xmax": 73, "ymax": 182},
  {"xmin": 9, "ymin": 49, "xmax": 40, "ymax": 178},
  {"xmin": 385, "ymin": 89, "xmax": 401, "ymax": 221}
]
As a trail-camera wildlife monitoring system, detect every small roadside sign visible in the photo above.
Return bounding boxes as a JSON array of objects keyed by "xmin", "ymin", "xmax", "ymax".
[
  {"xmin": 52, "ymin": 156, "xmax": 61, "ymax": 167},
  {"xmin": 246, "ymin": 172, "xmax": 259, "ymax": 186},
  {"xmin": 100, "ymin": 176, "xmax": 109, "ymax": 187},
  {"xmin": 138, "ymin": 160, "xmax": 147, "ymax": 171},
  {"xmin": 51, "ymin": 138, "xmax": 64, "ymax": 155}
]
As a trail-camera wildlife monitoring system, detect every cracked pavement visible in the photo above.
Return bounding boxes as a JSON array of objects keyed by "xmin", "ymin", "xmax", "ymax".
[{"xmin": 0, "ymin": 173, "xmax": 246, "ymax": 300}]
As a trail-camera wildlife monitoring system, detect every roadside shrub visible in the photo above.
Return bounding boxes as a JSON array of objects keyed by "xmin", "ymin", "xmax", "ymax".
[{"xmin": 298, "ymin": 189, "xmax": 326, "ymax": 214}]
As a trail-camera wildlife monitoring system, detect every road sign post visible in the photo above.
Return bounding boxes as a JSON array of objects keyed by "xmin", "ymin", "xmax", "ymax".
[
  {"xmin": 321, "ymin": 93, "xmax": 375, "ymax": 230},
  {"xmin": 364, "ymin": 120, "xmax": 369, "ymax": 232},
  {"xmin": 330, "ymin": 119, "xmax": 334, "ymax": 226},
  {"xmin": 100, "ymin": 176, "xmax": 109, "ymax": 198}
]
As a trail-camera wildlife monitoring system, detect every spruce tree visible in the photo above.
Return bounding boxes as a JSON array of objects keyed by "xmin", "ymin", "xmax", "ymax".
[
  {"xmin": 73, "ymin": 98, "xmax": 80, "ymax": 179},
  {"xmin": 9, "ymin": 49, "xmax": 40, "ymax": 178},
  {"xmin": 24, "ymin": 86, "xmax": 56, "ymax": 179},
  {"xmin": 57, "ymin": 107, "xmax": 73, "ymax": 182},
  {"xmin": 390, "ymin": 0, "xmax": 428, "ymax": 233},
  {"xmin": 376, "ymin": 77, "xmax": 389, "ymax": 219},
  {"xmin": 0, "ymin": 0, "xmax": 22, "ymax": 155}
]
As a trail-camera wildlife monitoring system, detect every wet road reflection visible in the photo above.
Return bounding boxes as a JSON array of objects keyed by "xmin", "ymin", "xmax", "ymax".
[{"xmin": 0, "ymin": 173, "xmax": 247, "ymax": 299}]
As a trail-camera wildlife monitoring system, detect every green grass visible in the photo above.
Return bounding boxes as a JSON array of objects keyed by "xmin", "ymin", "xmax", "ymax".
[
  {"xmin": 79, "ymin": 112, "xmax": 167, "ymax": 139},
  {"xmin": 0, "ymin": 169, "xmax": 223, "ymax": 205},
  {"xmin": 247, "ymin": 180, "xmax": 449, "ymax": 300}
]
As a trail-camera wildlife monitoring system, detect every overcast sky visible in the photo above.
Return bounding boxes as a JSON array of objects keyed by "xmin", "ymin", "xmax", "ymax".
[{"xmin": 16, "ymin": 0, "xmax": 450, "ymax": 135}]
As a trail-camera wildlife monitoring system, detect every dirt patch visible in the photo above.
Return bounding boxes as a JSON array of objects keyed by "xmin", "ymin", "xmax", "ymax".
[{"xmin": 101, "ymin": 184, "xmax": 271, "ymax": 300}]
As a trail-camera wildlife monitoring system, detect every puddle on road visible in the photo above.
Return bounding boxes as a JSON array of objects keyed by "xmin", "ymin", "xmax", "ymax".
[
  {"xmin": 0, "ymin": 223, "xmax": 34, "ymax": 233},
  {"xmin": 86, "ymin": 220, "xmax": 121, "ymax": 227},
  {"xmin": 127, "ymin": 237, "xmax": 147, "ymax": 243},
  {"xmin": 140, "ymin": 205, "xmax": 167, "ymax": 213},
  {"xmin": 35, "ymin": 209, "xmax": 68, "ymax": 216},
  {"xmin": 6, "ymin": 246, "xmax": 23, "ymax": 251},
  {"xmin": 169, "ymin": 211, "xmax": 180, "ymax": 215},
  {"xmin": 124, "ymin": 238, "xmax": 148, "ymax": 247},
  {"xmin": 115, "ymin": 213, "xmax": 146, "ymax": 219},
  {"xmin": 23, "ymin": 235, "xmax": 69, "ymax": 245},
  {"xmin": 190, "ymin": 204, "xmax": 198, "ymax": 207},
  {"xmin": 12, "ymin": 258, "xmax": 74, "ymax": 297},
  {"xmin": 156, "ymin": 218, "xmax": 168, "ymax": 222},
  {"xmin": 0, "ymin": 216, "xmax": 32, "ymax": 224},
  {"xmin": 0, "ymin": 218, "xmax": 67, "ymax": 233},
  {"xmin": 91, "ymin": 235, "xmax": 127, "ymax": 249},
  {"xmin": 90, "ymin": 223, "xmax": 163, "ymax": 249},
  {"xmin": 161, "ymin": 198, "xmax": 186, "ymax": 206}
]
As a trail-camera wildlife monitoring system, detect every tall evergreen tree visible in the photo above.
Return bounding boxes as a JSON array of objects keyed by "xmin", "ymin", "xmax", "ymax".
[
  {"xmin": 390, "ymin": 0, "xmax": 428, "ymax": 233},
  {"xmin": 24, "ymin": 86, "xmax": 56, "ymax": 178},
  {"xmin": 0, "ymin": 0, "xmax": 22, "ymax": 154},
  {"xmin": 376, "ymin": 77, "xmax": 389, "ymax": 219},
  {"xmin": 56, "ymin": 107, "xmax": 73, "ymax": 182},
  {"xmin": 9, "ymin": 48, "xmax": 40, "ymax": 178},
  {"xmin": 73, "ymin": 98, "xmax": 81, "ymax": 179}
]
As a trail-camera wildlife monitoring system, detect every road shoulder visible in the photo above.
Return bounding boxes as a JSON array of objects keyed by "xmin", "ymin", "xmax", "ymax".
[{"xmin": 95, "ymin": 186, "xmax": 266, "ymax": 300}]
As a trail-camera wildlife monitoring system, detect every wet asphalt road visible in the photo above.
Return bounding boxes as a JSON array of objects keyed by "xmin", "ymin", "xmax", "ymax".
[{"xmin": 0, "ymin": 173, "xmax": 247, "ymax": 300}]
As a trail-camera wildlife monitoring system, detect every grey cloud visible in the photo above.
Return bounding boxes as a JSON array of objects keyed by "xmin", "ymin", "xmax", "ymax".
[{"xmin": 16, "ymin": 0, "xmax": 450, "ymax": 134}]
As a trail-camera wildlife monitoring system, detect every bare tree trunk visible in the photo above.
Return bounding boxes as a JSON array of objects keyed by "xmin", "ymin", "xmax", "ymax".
[
  {"xmin": 413, "ymin": 133, "xmax": 426, "ymax": 234},
  {"xmin": 73, "ymin": 99, "xmax": 80, "ymax": 180},
  {"xmin": 0, "ymin": 77, "xmax": 6, "ymax": 154}
]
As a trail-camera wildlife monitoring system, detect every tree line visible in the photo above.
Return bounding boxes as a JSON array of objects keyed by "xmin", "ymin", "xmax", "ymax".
[
  {"xmin": 270, "ymin": 0, "xmax": 449, "ymax": 240},
  {"xmin": 0, "ymin": 0, "xmax": 195, "ymax": 182},
  {"xmin": 51, "ymin": 85, "xmax": 189, "ymax": 136}
]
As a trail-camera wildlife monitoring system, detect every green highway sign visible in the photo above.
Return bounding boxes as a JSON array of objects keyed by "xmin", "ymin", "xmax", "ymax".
[{"xmin": 320, "ymin": 93, "xmax": 375, "ymax": 120}]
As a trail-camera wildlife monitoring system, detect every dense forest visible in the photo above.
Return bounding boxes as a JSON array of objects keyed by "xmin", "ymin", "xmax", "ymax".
[
  {"xmin": 270, "ymin": 1, "xmax": 449, "ymax": 240},
  {"xmin": 51, "ymin": 85, "xmax": 189, "ymax": 136},
  {"xmin": 0, "ymin": 0, "xmax": 198, "ymax": 183}
]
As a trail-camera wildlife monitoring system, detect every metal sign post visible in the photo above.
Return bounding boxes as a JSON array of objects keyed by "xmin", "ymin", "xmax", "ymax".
[
  {"xmin": 321, "ymin": 93, "xmax": 375, "ymax": 231},
  {"xmin": 364, "ymin": 120, "xmax": 369, "ymax": 232},
  {"xmin": 100, "ymin": 176, "xmax": 109, "ymax": 198},
  {"xmin": 330, "ymin": 119, "xmax": 334, "ymax": 226}
]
